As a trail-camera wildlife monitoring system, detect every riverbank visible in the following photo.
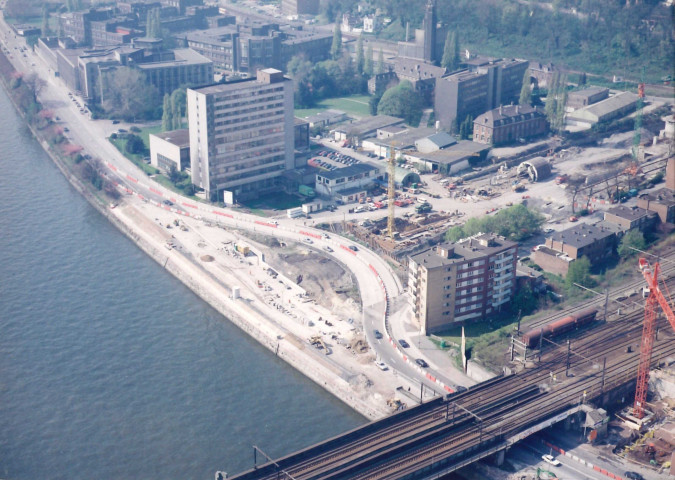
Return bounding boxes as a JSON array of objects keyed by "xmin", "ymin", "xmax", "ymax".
[{"xmin": 0, "ymin": 35, "xmax": 400, "ymax": 420}]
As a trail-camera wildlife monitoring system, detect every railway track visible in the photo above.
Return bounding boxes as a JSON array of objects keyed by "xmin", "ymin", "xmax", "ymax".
[
  {"xmin": 525, "ymin": 250, "xmax": 675, "ymax": 330},
  {"xmin": 232, "ymin": 275, "xmax": 675, "ymax": 480}
]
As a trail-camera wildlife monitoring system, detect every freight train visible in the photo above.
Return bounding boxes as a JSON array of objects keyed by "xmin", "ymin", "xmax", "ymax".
[{"xmin": 521, "ymin": 308, "xmax": 598, "ymax": 349}]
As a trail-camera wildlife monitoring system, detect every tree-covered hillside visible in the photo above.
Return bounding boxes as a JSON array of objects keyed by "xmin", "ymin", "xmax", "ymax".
[{"xmin": 362, "ymin": 0, "xmax": 674, "ymax": 83}]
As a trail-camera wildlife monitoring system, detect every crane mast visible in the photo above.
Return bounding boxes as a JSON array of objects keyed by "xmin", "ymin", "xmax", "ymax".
[
  {"xmin": 634, "ymin": 258, "xmax": 675, "ymax": 419},
  {"xmin": 387, "ymin": 146, "xmax": 396, "ymax": 239}
]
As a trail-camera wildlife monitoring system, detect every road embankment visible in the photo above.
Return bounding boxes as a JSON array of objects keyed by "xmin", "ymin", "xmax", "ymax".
[{"xmin": 0, "ymin": 44, "xmax": 387, "ymax": 420}]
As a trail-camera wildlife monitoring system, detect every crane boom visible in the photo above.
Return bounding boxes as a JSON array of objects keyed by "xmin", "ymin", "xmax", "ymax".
[{"xmin": 634, "ymin": 258, "xmax": 675, "ymax": 418}]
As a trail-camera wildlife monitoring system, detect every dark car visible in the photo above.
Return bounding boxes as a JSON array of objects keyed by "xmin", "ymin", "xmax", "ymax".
[
  {"xmin": 624, "ymin": 473, "xmax": 644, "ymax": 480},
  {"xmin": 415, "ymin": 358, "xmax": 428, "ymax": 368},
  {"xmin": 399, "ymin": 339, "xmax": 410, "ymax": 348},
  {"xmin": 374, "ymin": 329, "xmax": 383, "ymax": 340},
  {"xmin": 163, "ymin": 200, "xmax": 174, "ymax": 206},
  {"xmin": 112, "ymin": 120, "xmax": 120, "ymax": 124},
  {"xmin": 455, "ymin": 385, "xmax": 468, "ymax": 393},
  {"xmin": 348, "ymin": 245, "xmax": 358, "ymax": 251}
]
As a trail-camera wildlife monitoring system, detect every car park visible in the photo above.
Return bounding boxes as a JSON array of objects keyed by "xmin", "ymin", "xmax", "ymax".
[
  {"xmin": 373, "ymin": 329, "xmax": 383, "ymax": 339},
  {"xmin": 541, "ymin": 455, "xmax": 561, "ymax": 466},
  {"xmin": 415, "ymin": 358, "xmax": 428, "ymax": 368},
  {"xmin": 399, "ymin": 339, "xmax": 410, "ymax": 348}
]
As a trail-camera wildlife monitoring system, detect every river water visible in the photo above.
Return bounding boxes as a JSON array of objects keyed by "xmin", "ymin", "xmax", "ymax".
[{"xmin": 0, "ymin": 86, "xmax": 364, "ymax": 479}]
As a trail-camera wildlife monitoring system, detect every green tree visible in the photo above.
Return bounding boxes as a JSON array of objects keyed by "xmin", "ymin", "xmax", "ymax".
[
  {"xmin": 330, "ymin": 18, "xmax": 342, "ymax": 60},
  {"xmin": 512, "ymin": 283, "xmax": 537, "ymax": 315},
  {"xmin": 146, "ymin": 8, "xmax": 161, "ymax": 39},
  {"xmin": 101, "ymin": 67, "xmax": 159, "ymax": 121},
  {"xmin": 161, "ymin": 94, "xmax": 171, "ymax": 131},
  {"xmin": 566, "ymin": 256, "xmax": 593, "ymax": 290},
  {"xmin": 368, "ymin": 92, "xmax": 382, "ymax": 115},
  {"xmin": 364, "ymin": 44, "xmax": 373, "ymax": 76},
  {"xmin": 377, "ymin": 80, "xmax": 422, "ymax": 125},
  {"xmin": 519, "ymin": 69, "xmax": 531, "ymax": 106},
  {"xmin": 356, "ymin": 34, "xmax": 364, "ymax": 75},
  {"xmin": 376, "ymin": 49, "xmax": 384, "ymax": 74},
  {"xmin": 170, "ymin": 88, "xmax": 185, "ymax": 129},
  {"xmin": 125, "ymin": 134, "xmax": 146, "ymax": 155},
  {"xmin": 444, "ymin": 204, "xmax": 544, "ymax": 242},
  {"xmin": 41, "ymin": 7, "xmax": 51, "ymax": 37},
  {"xmin": 441, "ymin": 30, "xmax": 459, "ymax": 71},
  {"xmin": 618, "ymin": 229, "xmax": 646, "ymax": 258}
]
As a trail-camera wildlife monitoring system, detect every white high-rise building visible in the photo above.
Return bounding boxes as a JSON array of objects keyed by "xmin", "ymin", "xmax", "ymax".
[{"xmin": 187, "ymin": 68, "xmax": 294, "ymax": 202}]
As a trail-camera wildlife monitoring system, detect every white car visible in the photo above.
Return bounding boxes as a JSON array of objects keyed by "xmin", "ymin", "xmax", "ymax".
[
  {"xmin": 303, "ymin": 238, "xmax": 313, "ymax": 244},
  {"xmin": 374, "ymin": 361, "xmax": 388, "ymax": 371},
  {"xmin": 542, "ymin": 454, "xmax": 561, "ymax": 466}
]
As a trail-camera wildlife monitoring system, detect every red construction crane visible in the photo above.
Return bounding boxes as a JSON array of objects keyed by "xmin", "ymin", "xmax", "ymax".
[{"xmin": 634, "ymin": 258, "xmax": 675, "ymax": 418}]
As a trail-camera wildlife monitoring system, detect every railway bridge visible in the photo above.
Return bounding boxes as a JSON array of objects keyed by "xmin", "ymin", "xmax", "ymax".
[{"xmin": 227, "ymin": 306, "xmax": 675, "ymax": 480}]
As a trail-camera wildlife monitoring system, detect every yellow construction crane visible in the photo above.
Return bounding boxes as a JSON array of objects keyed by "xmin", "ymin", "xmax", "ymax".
[{"xmin": 387, "ymin": 145, "xmax": 396, "ymax": 239}]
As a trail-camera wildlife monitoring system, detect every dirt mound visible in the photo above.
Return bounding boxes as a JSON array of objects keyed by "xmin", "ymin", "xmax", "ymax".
[{"xmin": 200, "ymin": 255, "xmax": 215, "ymax": 262}]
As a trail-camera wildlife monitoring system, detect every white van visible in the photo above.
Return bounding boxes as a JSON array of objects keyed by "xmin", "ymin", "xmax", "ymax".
[{"xmin": 417, "ymin": 196, "xmax": 429, "ymax": 204}]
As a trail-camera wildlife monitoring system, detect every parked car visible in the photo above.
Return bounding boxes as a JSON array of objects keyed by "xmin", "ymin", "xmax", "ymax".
[
  {"xmin": 541, "ymin": 455, "xmax": 561, "ymax": 466},
  {"xmin": 373, "ymin": 329, "xmax": 383, "ymax": 339},
  {"xmin": 415, "ymin": 358, "xmax": 428, "ymax": 368}
]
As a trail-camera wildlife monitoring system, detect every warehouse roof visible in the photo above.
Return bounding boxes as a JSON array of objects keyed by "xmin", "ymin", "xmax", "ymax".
[{"xmin": 315, "ymin": 163, "xmax": 379, "ymax": 181}]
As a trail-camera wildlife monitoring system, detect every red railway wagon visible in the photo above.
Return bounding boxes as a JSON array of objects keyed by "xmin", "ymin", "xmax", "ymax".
[{"xmin": 522, "ymin": 308, "xmax": 598, "ymax": 348}]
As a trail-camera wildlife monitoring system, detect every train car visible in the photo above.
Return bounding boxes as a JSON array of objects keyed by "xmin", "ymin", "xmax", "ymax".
[
  {"xmin": 572, "ymin": 308, "xmax": 598, "ymax": 326},
  {"xmin": 521, "ymin": 327, "xmax": 544, "ymax": 349},
  {"xmin": 521, "ymin": 308, "xmax": 598, "ymax": 349},
  {"xmin": 546, "ymin": 315, "xmax": 576, "ymax": 338}
]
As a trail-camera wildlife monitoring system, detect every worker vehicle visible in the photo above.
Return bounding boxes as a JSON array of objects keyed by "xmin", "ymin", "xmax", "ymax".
[{"xmin": 521, "ymin": 308, "xmax": 598, "ymax": 348}]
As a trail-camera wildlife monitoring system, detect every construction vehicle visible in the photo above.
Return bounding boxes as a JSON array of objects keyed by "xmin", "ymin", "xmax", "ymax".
[
  {"xmin": 536, "ymin": 467, "xmax": 558, "ymax": 479},
  {"xmin": 512, "ymin": 182, "xmax": 526, "ymax": 192},
  {"xmin": 633, "ymin": 258, "xmax": 675, "ymax": 419}
]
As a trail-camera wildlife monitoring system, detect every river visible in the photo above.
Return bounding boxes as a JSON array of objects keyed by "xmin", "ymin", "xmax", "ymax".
[{"xmin": 0, "ymin": 85, "xmax": 364, "ymax": 480}]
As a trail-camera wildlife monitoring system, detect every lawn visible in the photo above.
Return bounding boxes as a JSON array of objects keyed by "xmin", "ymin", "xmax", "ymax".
[{"xmin": 295, "ymin": 94, "xmax": 372, "ymax": 119}]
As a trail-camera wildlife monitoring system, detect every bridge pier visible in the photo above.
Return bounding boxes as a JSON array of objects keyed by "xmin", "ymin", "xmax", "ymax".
[{"xmin": 494, "ymin": 448, "xmax": 506, "ymax": 466}]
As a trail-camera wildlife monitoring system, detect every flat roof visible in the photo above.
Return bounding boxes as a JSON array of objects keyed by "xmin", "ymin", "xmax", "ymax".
[
  {"xmin": 568, "ymin": 86, "xmax": 608, "ymax": 99},
  {"xmin": 136, "ymin": 48, "xmax": 212, "ymax": 69},
  {"xmin": 412, "ymin": 140, "xmax": 490, "ymax": 165},
  {"xmin": 410, "ymin": 233, "xmax": 516, "ymax": 268},
  {"xmin": 549, "ymin": 224, "xmax": 615, "ymax": 249},
  {"xmin": 315, "ymin": 163, "xmax": 379, "ymax": 181},
  {"xmin": 370, "ymin": 127, "xmax": 436, "ymax": 148},
  {"xmin": 152, "ymin": 129, "xmax": 190, "ymax": 147},
  {"xmin": 336, "ymin": 115, "xmax": 405, "ymax": 136},
  {"xmin": 605, "ymin": 205, "xmax": 654, "ymax": 222},
  {"xmin": 638, "ymin": 188, "xmax": 675, "ymax": 207}
]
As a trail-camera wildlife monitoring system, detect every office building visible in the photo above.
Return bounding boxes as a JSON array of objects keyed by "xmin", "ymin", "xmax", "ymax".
[
  {"xmin": 434, "ymin": 58, "xmax": 528, "ymax": 130},
  {"xmin": 473, "ymin": 104, "xmax": 547, "ymax": 145},
  {"xmin": 409, "ymin": 234, "xmax": 518, "ymax": 333},
  {"xmin": 187, "ymin": 68, "xmax": 294, "ymax": 202}
]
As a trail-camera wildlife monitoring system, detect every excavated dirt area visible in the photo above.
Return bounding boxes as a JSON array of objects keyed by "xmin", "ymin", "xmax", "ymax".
[{"xmin": 267, "ymin": 247, "xmax": 362, "ymax": 316}]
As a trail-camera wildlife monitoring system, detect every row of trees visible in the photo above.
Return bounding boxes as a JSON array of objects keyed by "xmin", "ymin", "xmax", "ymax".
[
  {"xmin": 445, "ymin": 204, "xmax": 545, "ymax": 243},
  {"xmin": 161, "ymin": 89, "xmax": 186, "ymax": 131},
  {"xmin": 545, "ymin": 72, "xmax": 568, "ymax": 134}
]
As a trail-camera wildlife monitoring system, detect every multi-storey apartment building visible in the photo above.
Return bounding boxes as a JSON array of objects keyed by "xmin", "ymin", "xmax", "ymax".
[
  {"xmin": 408, "ymin": 233, "xmax": 518, "ymax": 334},
  {"xmin": 187, "ymin": 68, "xmax": 294, "ymax": 202}
]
